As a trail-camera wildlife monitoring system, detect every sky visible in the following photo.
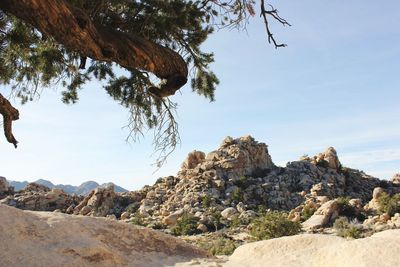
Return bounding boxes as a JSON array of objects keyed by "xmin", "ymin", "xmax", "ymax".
[{"xmin": 0, "ymin": 0, "xmax": 399, "ymax": 190}]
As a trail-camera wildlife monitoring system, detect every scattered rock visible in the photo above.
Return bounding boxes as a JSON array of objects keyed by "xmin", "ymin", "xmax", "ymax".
[{"xmin": 302, "ymin": 200, "xmax": 339, "ymax": 230}]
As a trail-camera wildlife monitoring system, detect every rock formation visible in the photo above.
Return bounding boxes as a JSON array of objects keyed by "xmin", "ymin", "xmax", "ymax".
[
  {"xmin": 0, "ymin": 182, "xmax": 81, "ymax": 212},
  {"xmin": 0, "ymin": 204, "xmax": 209, "ymax": 267}
]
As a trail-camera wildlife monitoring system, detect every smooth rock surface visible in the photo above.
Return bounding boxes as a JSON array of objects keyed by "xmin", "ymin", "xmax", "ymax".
[{"xmin": 0, "ymin": 204, "xmax": 210, "ymax": 267}]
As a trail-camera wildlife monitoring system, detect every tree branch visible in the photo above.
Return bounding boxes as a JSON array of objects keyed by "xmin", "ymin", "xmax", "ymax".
[
  {"xmin": 260, "ymin": 0, "xmax": 291, "ymax": 48},
  {"xmin": 0, "ymin": 0, "xmax": 188, "ymax": 97},
  {"xmin": 0, "ymin": 93, "xmax": 19, "ymax": 148}
]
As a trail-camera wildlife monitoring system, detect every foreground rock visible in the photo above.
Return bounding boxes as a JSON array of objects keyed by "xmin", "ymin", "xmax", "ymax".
[
  {"xmin": 0, "ymin": 204, "xmax": 210, "ymax": 267},
  {"xmin": 176, "ymin": 230, "xmax": 400, "ymax": 267}
]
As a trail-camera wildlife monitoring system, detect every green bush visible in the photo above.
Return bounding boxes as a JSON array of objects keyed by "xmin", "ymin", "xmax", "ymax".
[
  {"xmin": 378, "ymin": 193, "xmax": 400, "ymax": 217},
  {"xmin": 208, "ymin": 210, "xmax": 224, "ymax": 231},
  {"xmin": 198, "ymin": 237, "xmax": 239, "ymax": 256},
  {"xmin": 150, "ymin": 222, "xmax": 167, "ymax": 230},
  {"xmin": 250, "ymin": 211, "xmax": 302, "ymax": 241},
  {"xmin": 171, "ymin": 213, "xmax": 199, "ymax": 236},
  {"xmin": 202, "ymin": 195, "xmax": 212, "ymax": 208},
  {"xmin": 333, "ymin": 217, "xmax": 362, "ymax": 239},
  {"xmin": 130, "ymin": 212, "xmax": 146, "ymax": 226},
  {"xmin": 301, "ymin": 205, "xmax": 316, "ymax": 221},
  {"xmin": 232, "ymin": 187, "xmax": 243, "ymax": 202}
]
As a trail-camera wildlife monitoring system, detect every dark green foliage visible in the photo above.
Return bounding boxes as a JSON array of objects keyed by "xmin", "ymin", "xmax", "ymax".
[
  {"xmin": 378, "ymin": 193, "xmax": 400, "ymax": 217},
  {"xmin": 198, "ymin": 237, "xmax": 239, "ymax": 256},
  {"xmin": 301, "ymin": 205, "xmax": 316, "ymax": 221},
  {"xmin": 202, "ymin": 195, "xmax": 212, "ymax": 208},
  {"xmin": 232, "ymin": 187, "xmax": 243, "ymax": 202},
  {"xmin": 149, "ymin": 222, "xmax": 167, "ymax": 230},
  {"xmin": 171, "ymin": 213, "xmax": 199, "ymax": 236},
  {"xmin": 208, "ymin": 210, "xmax": 224, "ymax": 231},
  {"xmin": 250, "ymin": 211, "xmax": 302, "ymax": 240},
  {"xmin": 336, "ymin": 196, "xmax": 366, "ymax": 221},
  {"xmin": 333, "ymin": 217, "xmax": 362, "ymax": 239},
  {"xmin": 130, "ymin": 212, "xmax": 146, "ymax": 226},
  {"xmin": 233, "ymin": 175, "xmax": 248, "ymax": 188},
  {"xmin": 316, "ymin": 159, "xmax": 330, "ymax": 168}
]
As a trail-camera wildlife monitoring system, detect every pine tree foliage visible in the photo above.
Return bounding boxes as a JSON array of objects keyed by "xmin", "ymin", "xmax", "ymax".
[{"xmin": 0, "ymin": 1, "xmax": 288, "ymax": 166}]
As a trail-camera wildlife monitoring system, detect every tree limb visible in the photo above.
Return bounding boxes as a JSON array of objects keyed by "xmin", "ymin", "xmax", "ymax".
[
  {"xmin": 0, "ymin": 93, "xmax": 19, "ymax": 148},
  {"xmin": 0, "ymin": 0, "xmax": 188, "ymax": 97},
  {"xmin": 260, "ymin": 0, "xmax": 291, "ymax": 48}
]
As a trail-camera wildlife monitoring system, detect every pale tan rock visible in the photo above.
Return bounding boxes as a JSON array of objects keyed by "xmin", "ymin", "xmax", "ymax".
[
  {"xmin": 163, "ymin": 209, "xmax": 184, "ymax": 226},
  {"xmin": 302, "ymin": 200, "xmax": 339, "ymax": 230},
  {"xmin": 391, "ymin": 173, "xmax": 400, "ymax": 184},
  {"xmin": 0, "ymin": 204, "xmax": 210, "ymax": 267},
  {"xmin": 365, "ymin": 187, "xmax": 385, "ymax": 212},
  {"xmin": 221, "ymin": 207, "xmax": 237, "ymax": 220},
  {"xmin": 222, "ymin": 230, "xmax": 400, "ymax": 267},
  {"xmin": 314, "ymin": 147, "xmax": 341, "ymax": 170},
  {"xmin": 181, "ymin": 150, "xmax": 206, "ymax": 170},
  {"xmin": 120, "ymin": 211, "xmax": 131, "ymax": 220},
  {"xmin": 197, "ymin": 223, "xmax": 208, "ymax": 233}
]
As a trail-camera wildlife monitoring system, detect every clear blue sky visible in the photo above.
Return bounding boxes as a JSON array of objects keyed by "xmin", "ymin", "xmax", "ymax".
[{"xmin": 1, "ymin": 0, "xmax": 399, "ymax": 190}]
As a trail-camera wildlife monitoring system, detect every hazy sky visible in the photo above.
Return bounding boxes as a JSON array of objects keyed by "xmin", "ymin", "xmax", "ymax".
[{"xmin": 1, "ymin": 0, "xmax": 399, "ymax": 190}]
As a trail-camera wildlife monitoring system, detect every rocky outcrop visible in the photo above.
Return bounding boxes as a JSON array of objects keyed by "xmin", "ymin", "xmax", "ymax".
[
  {"xmin": 72, "ymin": 185, "xmax": 117, "ymax": 216},
  {"xmin": 0, "ymin": 176, "xmax": 13, "ymax": 197},
  {"xmin": 99, "ymin": 136, "xmax": 389, "ymax": 232},
  {"xmin": 302, "ymin": 200, "xmax": 339, "ymax": 230},
  {"xmin": 0, "ymin": 204, "xmax": 210, "ymax": 267},
  {"xmin": 312, "ymin": 147, "xmax": 341, "ymax": 170},
  {"xmin": 391, "ymin": 173, "xmax": 400, "ymax": 184},
  {"xmin": 0, "ymin": 182, "xmax": 81, "ymax": 212}
]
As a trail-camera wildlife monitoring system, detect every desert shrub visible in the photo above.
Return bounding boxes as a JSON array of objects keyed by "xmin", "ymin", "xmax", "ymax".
[
  {"xmin": 301, "ymin": 206, "xmax": 316, "ymax": 221},
  {"xmin": 198, "ymin": 237, "xmax": 239, "ymax": 256},
  {"xmin": 378, "ymin": 193, "xmax": 400, "ymax": 217},
  {"xmin": 208, "ymin": 210, "xmax": 224, "ymax": 231},
  {"xmin": 131, "ymin": 212, "xmax": 146, "ymax": 226},
  {"xmin": 234, "ymin": 175, "xmax": 248, "ymax": 188},
  {"xmin": 202, "ymin": 195, "xmax": 212, "ymax": 208},
  {"xmin": 171, "ymin": 214, "xmax": 199, "ymax": 236},
  {"xmin": 250, "ymin": 211, "xmax": 302, "ymax": 240},
  {"xmin": 150, "ymin": 222, "xmax": 167, "ymax": 230},
  {"xmin": 125, "ymin": 203, "xmax": 139, "ymax": 214},
  {"xmin": 333, "ymin": 217, "xmax": 362, "ymax": 239},
  {"xmin": 232, "ymin": 187, "xmax": 243, "ymax": 202},
  {"xmin": 336, "ymin": 196, "xmax": 361, "ymax": 219},
  {"xmin": 229, "ymin": 215, "xmax": 248, "ymax": 228}
]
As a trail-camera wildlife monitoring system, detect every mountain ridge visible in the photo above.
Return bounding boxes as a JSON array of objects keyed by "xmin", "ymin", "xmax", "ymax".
[{"xmin": 6, "ymin": 179, "xmax": 128, "ymax": 195}]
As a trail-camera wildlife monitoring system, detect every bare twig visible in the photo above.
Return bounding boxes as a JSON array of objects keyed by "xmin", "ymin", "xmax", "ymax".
[{"xmin": 260, "ymin": 0, "xmax": 291, "ymax": 48}]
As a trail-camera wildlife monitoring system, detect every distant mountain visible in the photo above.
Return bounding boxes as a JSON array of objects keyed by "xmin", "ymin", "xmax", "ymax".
[
  {"xmin": 74, "ymin": 181, "xmax": 100, "ymax": 196},
  {"xmin": 6, "ymin": 178, "xmax": 128, "ymax": 195},
  {"xmin": 8, "ymin": 180, "xmax": 29, "ymax": 191}
]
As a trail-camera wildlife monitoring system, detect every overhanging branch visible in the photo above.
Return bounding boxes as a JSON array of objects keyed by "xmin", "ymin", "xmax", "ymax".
[
  {"xmin": 0, "ymin": 0, "xmax": 188, "ymax": 97},
  {"xmin": 0, "ymin": 93, "xmax": 19, "ymax": 148}
]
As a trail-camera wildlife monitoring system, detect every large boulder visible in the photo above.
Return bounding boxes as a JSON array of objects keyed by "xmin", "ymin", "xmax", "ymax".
[
  {"xmin": 73, "ymin": 185, "xmax": 116, "ymax": 216},
  {"xmin": 313, "ymin": 147, "xmax": 341, "ymax": 170},
  {"xmin": 302, "ymin": 200, "xmax": 339, "ymax": 230},
  {"xmin": 204, "ymin": 135, "xmax": 275, "ymax": 179},
  {"xmin": 391, "ymin": 173, "xmax": 400, "ymax": 185},
  {"xmin": 218, "ymin": 230, "xmax": 400, "ymax": 267},
  {"xmin": 0, "ymin": 204, "xmax": 210, "ymax": 267},
  {"xmin": 0, "ymin": 177, "xmax": 11, "ymax": 197},
  {"xmin": 181, "ymin": 150, "xmax": 206, "ymax": 170}
]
